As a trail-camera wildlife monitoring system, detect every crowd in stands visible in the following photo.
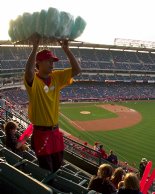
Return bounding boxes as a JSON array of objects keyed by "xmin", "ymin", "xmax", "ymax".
[
  {"xmin": 1, "ymin": 46, "xmax": 155, "ymax": 75},
  {"xmin": 61, "ymin": 82, "xmax": 155, "ymax": 100},
  {"xmin": 1, "ymin": 82, "xmax": 155, "ymax": 106}
]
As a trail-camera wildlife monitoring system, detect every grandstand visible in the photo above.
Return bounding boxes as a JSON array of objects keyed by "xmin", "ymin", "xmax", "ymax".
[
  {"xmin": 1, "ymin": 41, "xmax": 155, "ymax": 102},
  {"xmin": 1, "ymin": 41, "xmax": 155, "ymax": 193}
]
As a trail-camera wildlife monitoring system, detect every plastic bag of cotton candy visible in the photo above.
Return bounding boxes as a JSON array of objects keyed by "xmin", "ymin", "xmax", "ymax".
[{"xmin": 8, "ymin": 7, "xmax": 87, "ymax": 43}]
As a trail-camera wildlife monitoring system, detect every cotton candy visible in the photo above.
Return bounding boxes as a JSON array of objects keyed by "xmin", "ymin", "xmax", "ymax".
[
  {"xmin": 8, "ymin": 7, "xmax": 87, "ymax": 42},
  {"xmin": 17, "ymin": 15, "xmax": 27, "ymax": 40},
  {"xmin": 22, "ymin": 13, "xmax": 33, "ymax": 39},
  {"xmin": 70, "ymin": 16, "xmax": 86, "ymax": 40},
  {"xmin": 30, "ymin": 12, "xmax": 40, "ymax": 35},
  {"xmin": 44, "ymin": 7, "xmax": 60, "ymax": 37},
  {"xmin": 36, "ymin": 10, "xmax": 47, "ymax": 36},
  {"xmin": 8, "ymin": 20, "xmax": 17, "ymax": 42},
  {"xmin": 55, "ymin": 11, "xmax": 74, "ymax": 39}
]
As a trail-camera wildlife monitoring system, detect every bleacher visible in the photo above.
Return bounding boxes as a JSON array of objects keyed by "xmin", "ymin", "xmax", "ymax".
[
  {"xmin": 1, "ymin": 81, "xmax": 155, "ymax": 105},
  {"xmin": 1, "ymin": 44, "xmax": 155, "ymax": 82}
]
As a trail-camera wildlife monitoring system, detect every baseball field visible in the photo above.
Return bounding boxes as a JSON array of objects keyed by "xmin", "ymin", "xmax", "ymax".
[{"xmin": 59, "ymin": 101, "xmax": 155, "ymax": 168}]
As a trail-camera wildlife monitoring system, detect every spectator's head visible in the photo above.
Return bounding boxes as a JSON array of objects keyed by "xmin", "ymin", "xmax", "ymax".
[
  {"xmin": 141, "ymin": 158, "xmax": 148, "ymax": 166},
  {"xmin": 94, "ymin": 142, "xmax": 99, "ymax": 146},
  {"xmin": 124, "ymin": 173, "xmax": 140, "ymax": 190},
  {"xmin": 97, "ymin": 164, "xmax": 113, "ymax": 180},
  {"xmin": 5, "ymin": 121, "xmax": 17, "ymax": 136},
  {"xmin": 111, "ymin": 167, "xmax": 126, "ymax": 189},
  {"xmin": 99, "ymin": 144, "xmax": 103, "ymax": 149},
  {"xmin": 84, "ymin": 142, "xmax": 88, "ymax": 146},
  {"xmin": 110, "ymin": 150, "xmax": 113, "ymax": 155}
]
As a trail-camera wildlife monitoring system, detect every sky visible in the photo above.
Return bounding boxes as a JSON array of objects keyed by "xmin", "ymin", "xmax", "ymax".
[{"xmin": 0, "ymin": 0, "xmax": 155, "ymax": 45}]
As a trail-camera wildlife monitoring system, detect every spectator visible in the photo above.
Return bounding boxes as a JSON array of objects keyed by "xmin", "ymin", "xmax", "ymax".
[
  {"xmin": 88, "ymin": 164, "xmax": 116, "ymax": 194},
  {"xmin": 117, "ymin": 173, "xmax": 142, "ymax": 194},
  {"xmin": 93, "ymin": 142, "xmax": 99, "ymax": 151},
  {"xmin": 5, "ymin": 121, "xmax": 28, "ymax": 155},
  {"xmin": 111, "ymin": 167, "xmax": 126, "ymax": 189},
  {"xmin": 83, "ymin": 142, "xmax": 88, "ymax": 146},
  {"xmin": 139, "ymin": 158, "xmax": 148, "ymax": 178},
  {"xmin": 93, "ymin": 142, "xmax": 100, "ymax": 157},
  {"xmin": 107, "ymin": 150, "xmax": 118, "ymax": 165},
  {"xmin": 98, "ymin": 144, "xmax": 107, "ymax": 159}
]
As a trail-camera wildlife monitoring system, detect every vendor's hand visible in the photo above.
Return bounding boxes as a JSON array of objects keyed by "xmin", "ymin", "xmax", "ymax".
[
  {"xmin": 58, "ymin": 40, "xmax": 69, "ymax": 50},
  {"xmin": 31, "ymin": 33, "xmax": 40, "ymax": 49}
]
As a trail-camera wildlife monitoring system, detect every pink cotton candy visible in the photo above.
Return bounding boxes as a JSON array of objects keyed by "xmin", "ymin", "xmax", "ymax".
[{"xmin": 18, "ymin": 124, "xmax": 33, "ymax": 144}]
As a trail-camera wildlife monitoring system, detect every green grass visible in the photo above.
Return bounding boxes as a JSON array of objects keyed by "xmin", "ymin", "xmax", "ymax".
[
  {"xmin": 59, "ymin": 101, "xmax": 155, "ymax": 168},
  {"xmin": 60, "ymin": 103, "xmax": 117, "ymax": 121}
]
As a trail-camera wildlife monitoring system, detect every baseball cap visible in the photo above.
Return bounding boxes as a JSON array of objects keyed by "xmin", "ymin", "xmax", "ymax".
[{"xmin": 36, "ymin": 49, "xmax": 59, "ymax": 63}]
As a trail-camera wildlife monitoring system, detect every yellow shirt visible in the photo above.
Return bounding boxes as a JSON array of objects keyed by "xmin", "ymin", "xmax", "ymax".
[{"xmin": 24, "ymin": 68, "xmax": 73, "ymax": 126}]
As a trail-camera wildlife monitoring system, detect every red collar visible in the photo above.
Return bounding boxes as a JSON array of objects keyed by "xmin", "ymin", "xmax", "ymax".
[{"xmin": 37, "ymin": 74, "xmax": 52, "ymax": 87}]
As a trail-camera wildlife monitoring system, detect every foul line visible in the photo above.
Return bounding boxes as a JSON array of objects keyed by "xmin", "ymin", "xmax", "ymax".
[{"xmin": 59, "ymin": 112, "xmax": 86, "ymax": 131}]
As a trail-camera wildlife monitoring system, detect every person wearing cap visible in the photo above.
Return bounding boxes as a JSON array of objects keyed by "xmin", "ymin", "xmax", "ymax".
[
  {"xmin": 139, "ymin": 158, "xmax": 148, "ymax": 178},
  {"xmin": 24, "ymin": 37, "xmax": 81, "ymax": 172}
]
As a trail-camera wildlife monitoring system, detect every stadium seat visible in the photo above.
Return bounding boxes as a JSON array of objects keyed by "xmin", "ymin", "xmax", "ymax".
[
  {"xmin": 0, "ymin": 130, "xmax": 4, "ymax": 136},
  {"xmin": 57, "ymin": 169, "xmax": 84, "ymax": 184},
  {"xmin": 14, "ymin": 159, "xmax": 51, "ymax": 182},
  {"xmin": 0, "ymin": 162, "xmax": 53, "ymax": 194},
  {"xmin": 0, "ymin": 135, "xmax": 6, "ymax": 145},
  {"xmin": 48, "ymin": 174, "xmax": 89, "ymax": 194},
  {"xmin": 22, "ymin": 150, "xmax": 37, "ymax": 162},
  {"xmin": 0, "ymin": 144, "xmax": 3, "ymax": 149},
  {"xmin": 0, "ymin": 148, "xmax": 23, "ymax": 165}
]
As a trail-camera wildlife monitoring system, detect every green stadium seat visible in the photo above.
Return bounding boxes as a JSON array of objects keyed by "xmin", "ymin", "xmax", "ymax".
[
  {"xmin": 57, "ymin": 169, "xmax": 83, "ymax": 183},
  {"xmin": 0, "ymin": 130, "xmax": 4, "ymax": 136},
  {"xmin": 0, "ymin": 162, "xmax": 53, "ymax": 194},
  {"xmin": 62, "ymin": 161, "xmax": 91, "ymax": 180},
  {"xmin": 22, "ymin": 150, "xmax": 37, "ymax": 162},
  {"xmin": 0, "ymin": 148, "xmax": 22, "ymax": 165},
  {"xmin": 0, "ymin": 135, "xmax": 6, "ymax": 145},
  {"xmin": 61, "ymin": 165, "xmax": 77, "ymax": 175},
  {"xmin": 0, "ymin": 144, "xmax": 3, "ymax": 149},
  {"xmin": 75, "ymin": 171, "xmax": 90, "ymax": 180},
  {"xmin": 50, "ymin": 175, "xmax": 89, "ymax": 194},
  {"xmin": 14, "ymin": 159, "xmax": 52, "ymax": 182}
]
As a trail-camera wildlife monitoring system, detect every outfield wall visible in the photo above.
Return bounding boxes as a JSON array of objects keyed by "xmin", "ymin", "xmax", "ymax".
[{"xmin": 61, "ymin": 97, "xmax": 155, "ymax": 102}]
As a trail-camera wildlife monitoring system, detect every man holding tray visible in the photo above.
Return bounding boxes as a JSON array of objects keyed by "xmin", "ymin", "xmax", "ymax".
[{"xmin": 24, "ymin": 37, "xmax": 81, "ymax": 172}]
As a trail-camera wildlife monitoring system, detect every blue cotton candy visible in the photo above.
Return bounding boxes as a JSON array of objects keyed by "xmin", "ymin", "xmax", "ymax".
[
  {"xmin": 30, "ymin": 12, "xmax": 40, "ymax": 35},
  {"xmin": 8, "ymin": 7, "xmax": 87, "ymax": 42},
  {"xmin": 70, "ymin": 16, "xmax": 87, "ymax": 39},
  {"xmin": 44, "ymin": 7, "xmax": 60, "ymax": 37},
  {"xmin": 22, "ymin": 13, "xmax": 33, "ymax": 39},
  {"xmin": 36, "ymin": 10, "xmax": 47, "ymax": 36},
  {"xmin": 15, "ymin": 15, "xmax": 26, "ymax": 41},
  {"xmin": 12, "ymin": 16, "xmax": 24, "ymax": 40},
  {"xmin": 8, "ymin": 20, "xmax": 17, "ymax": 42},
  {"xmin": 55, "ymin": 11, "xmax": 74, "ymax": 39}
]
